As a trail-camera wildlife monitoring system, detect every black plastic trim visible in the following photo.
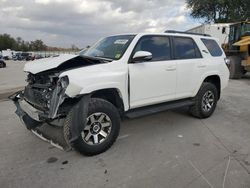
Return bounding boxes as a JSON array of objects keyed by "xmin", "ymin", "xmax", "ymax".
[
  {"xmin": 125, "ymin": 98, "xmax": 194, "ymax": 118},
  {"xmin": 68, "ymin": 94, "xmax": 91, "ymax": 143}
]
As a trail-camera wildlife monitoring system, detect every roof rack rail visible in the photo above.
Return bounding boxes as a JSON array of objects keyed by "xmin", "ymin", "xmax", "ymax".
[{"xmin": 164, "ymin": 30, "xmax": 211, "ymax": 37}]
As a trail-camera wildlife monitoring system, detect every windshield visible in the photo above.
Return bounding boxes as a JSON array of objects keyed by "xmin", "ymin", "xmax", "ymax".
[{"xmin": 80, "ymin": 35, "xmax": 135, "ymax": 60}]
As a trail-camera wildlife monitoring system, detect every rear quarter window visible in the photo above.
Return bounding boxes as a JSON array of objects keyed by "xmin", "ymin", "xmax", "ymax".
[{"xmin": 201, "ymin": 38, "xmax": 223, "ymax": 57}]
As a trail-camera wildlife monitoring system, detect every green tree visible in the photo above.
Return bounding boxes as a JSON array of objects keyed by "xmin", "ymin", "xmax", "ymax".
[
  {"xmin": 0, "ymin": 33, "xmax": 79, "ymax": 52},
  {"xmin": 21, "ymin": 41, "xmax": 30, "ymax": 52},
  {"xmin": 0, "ymin": 34, "xmax": 48, "ymax": 51},
  {"xmin": 16, "ymin": 37, "xmax": 23, "ymax": 51},
  {"xmin": 186, "ymin": 0, "xmax": 250, "ymax": 23},
  {"xmin": 0, "ymin": 34, "xmax": 17, "ymax": 51},
  {"xmin": 71, "ymin": 44, "xmax": 79, "ymax": 51},
  {"xmin": 30, "ymin": 40, "xmax": 47, "ymax": 51}
]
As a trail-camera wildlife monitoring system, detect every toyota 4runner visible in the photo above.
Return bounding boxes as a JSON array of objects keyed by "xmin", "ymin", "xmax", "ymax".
[{"xmin": 11, "ymin": 31, "xmax": 229, "ymax": 156}]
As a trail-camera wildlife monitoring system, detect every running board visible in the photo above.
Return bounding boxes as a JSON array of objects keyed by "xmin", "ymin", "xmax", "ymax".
[{"xmin": 125, "ymin": 99, "xmax": 194, "ymax": 118}]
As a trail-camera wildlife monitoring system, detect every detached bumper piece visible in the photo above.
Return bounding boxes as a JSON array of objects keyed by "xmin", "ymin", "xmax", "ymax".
[
  {"xmin": 32, "ymin": 124, "xmax": 71, "ymax": 151},
  {"xmin": 10, "ymin": 91, "xmax": 71, "ymax": 151}
]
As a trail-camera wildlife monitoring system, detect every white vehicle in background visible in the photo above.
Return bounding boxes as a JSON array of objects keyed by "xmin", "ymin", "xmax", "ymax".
[
  {"xmin": 1, "ymin": 49, "xmax": 14, "ymax": 60},
  {"xmin": 11, "ymin": 31, "xmax": 229, "ymax": 156},
  {"xmin": 187, "ymin": 23, "xmax": 231, "ymax": 46}
]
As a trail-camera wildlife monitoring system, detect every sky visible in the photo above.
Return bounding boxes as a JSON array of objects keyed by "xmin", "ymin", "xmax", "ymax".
[{"xmin": 0, "ymin": 0, "xmax": 201, "ymax": 48}]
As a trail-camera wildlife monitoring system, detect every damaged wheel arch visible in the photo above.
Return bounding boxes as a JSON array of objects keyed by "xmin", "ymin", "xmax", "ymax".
[{"xmin": 63, "ymin": 88, "xmax": 124, "ymax": 144}]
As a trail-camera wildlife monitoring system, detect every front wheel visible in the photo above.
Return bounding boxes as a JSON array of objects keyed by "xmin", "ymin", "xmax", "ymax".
[
  {"xmin": 189, "ymin": 82, "xmax": 218, "ymax": 119},
  {"xmin": 64, "ymin": 98, "xmax": 120, "ymax": 156}
]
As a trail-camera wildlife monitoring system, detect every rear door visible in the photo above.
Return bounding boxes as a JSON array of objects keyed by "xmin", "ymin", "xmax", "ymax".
[
  {"xmin": 128, "ymin": 35, "xmax": 177, "ymax": 108},
  {"xmin": 172, "ymin": 36, "xmax": 204, "ymax": 99}
]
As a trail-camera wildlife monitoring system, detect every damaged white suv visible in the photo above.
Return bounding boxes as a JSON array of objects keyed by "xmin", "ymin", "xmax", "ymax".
[{"xmin": 11, "ymin": 31, "xmax": 229, "ymax": 156}]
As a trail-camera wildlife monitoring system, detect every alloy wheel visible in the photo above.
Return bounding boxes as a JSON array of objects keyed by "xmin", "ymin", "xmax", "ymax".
[
  {"xmin": 81, "ymin": 112, "xmax": 112, "ymax": 145},
  {"xmin": 202, "ymin": 90, "xmax": 215, "ymax": 112}
]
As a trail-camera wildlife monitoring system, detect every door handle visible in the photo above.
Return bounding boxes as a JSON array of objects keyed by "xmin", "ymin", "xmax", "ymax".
[
  {"xmin": 166, "ymin": 66, "xmax": 176, "ymax": 71},
  {"xmin": 197, "ymin": 64, "xmax": 206, "ymax": 68}
]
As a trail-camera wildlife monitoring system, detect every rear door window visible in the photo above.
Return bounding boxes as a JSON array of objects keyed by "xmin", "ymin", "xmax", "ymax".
[
  {"xmin": 201, "ymin": 38, "xmax": 223, "ymax": 57},
  {"xmin": 173, "ymin": 37, "xmax": 202, "ymax": 60}
]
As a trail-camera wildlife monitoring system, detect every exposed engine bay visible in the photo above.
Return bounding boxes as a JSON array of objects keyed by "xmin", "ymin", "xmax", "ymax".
[
  {"xmin": 24, "ymin": 72, "xmax": 67, "ymax": 120},
  {"xmin": 19, "ymin": 55, "xmax": 106, "ymax": 121}
]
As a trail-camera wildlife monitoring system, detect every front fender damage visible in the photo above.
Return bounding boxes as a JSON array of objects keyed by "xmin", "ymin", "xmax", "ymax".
[{"xmin": 11, "ymin": 89, "xmax": 91, "ymax": 150}]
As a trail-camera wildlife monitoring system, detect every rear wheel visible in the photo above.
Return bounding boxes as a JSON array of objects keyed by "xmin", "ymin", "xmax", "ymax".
[
  {"xmin": 0, "ymin": 61, "xmax": 5, "ymax": 68},
  {"xmin": 189, "ymin": 82, "xmax": 218, "ymax": 119},
  {"xmin": 228, "ymin": 56, "xmax": 245, "ymax": 79},
  {"xmin": 64, "ymin": 98, "xmax": 120, "ymax": 156},
  {"xmin": 242, "ymin": 69, "xmax": 247, "ymax": 75}
]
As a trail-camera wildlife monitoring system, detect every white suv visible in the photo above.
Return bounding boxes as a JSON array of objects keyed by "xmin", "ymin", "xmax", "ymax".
[{"xmin": 11, "ymin": 31, "xmax": 229, "ymax": 156}]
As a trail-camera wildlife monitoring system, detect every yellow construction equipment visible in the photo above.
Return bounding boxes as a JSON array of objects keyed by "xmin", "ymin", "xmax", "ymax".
[{"xmin": 224, "ymin": 21, "xmax": 250, "ymax": 78}]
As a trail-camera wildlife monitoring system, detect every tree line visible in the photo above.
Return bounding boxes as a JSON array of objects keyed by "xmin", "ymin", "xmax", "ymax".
[
  {"xmin": 0, "ymin": 33, "xmax": 79, "ymax": 52},
  {"xmin": 186, "ymin": 0, "xmax": 250, "ymax": 23}
]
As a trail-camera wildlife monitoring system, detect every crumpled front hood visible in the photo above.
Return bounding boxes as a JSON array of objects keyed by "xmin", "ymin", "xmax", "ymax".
[{"xmin": 24, "ymin": 54, "xmax": 78, "ymax": 74}]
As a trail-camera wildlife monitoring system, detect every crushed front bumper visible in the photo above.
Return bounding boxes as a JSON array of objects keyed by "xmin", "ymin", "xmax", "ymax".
[
  {"xmin": 10, "ymin": 91, "xmax": 43, "ymax": 130},
  {"xmin": 10, "ymin": 91, "xmax": 71, "ymax": 150}
]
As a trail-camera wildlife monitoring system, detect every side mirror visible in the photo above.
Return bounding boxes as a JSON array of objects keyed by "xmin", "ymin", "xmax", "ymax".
[{"xmin": 132, "ymin": 51, "xmax": 152, "ymax": 63}]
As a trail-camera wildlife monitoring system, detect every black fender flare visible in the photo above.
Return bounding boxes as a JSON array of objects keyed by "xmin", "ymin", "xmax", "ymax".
[{"xmin": 68, "ymin": 94, "xmax": 91, "ymax": 143}]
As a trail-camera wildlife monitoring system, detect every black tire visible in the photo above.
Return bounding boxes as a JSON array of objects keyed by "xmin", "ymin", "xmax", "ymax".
[
  {"xmin": 228, "ymin": 56, "xmax": 244, "ymax": 79},
  {"xmin": 242, "ymin": 69, "xmax": 247, "ymax": 75},
  {"xmin": 64, "ymin": 98, "xmax": 120, "ymax": 156},
  {"xmin": 189, "ymin": 82, "xmax": 218, "ymax": 119},
  {"xmin": 0, "ymin": 61, "xmax": 5, "ymax": 68}
]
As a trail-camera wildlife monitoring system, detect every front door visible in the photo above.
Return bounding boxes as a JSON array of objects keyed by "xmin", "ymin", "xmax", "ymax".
[{"xmin": 128, "ymin": 35, "xmax": 177, "ymax": 108}]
